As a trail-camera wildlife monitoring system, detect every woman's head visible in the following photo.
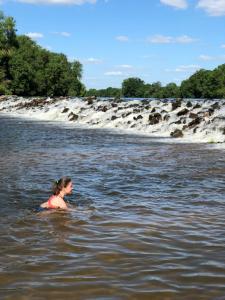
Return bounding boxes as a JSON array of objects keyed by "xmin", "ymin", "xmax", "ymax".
[{"xmin": 52, "ymin": 177, "xmax": 73, "ymax": 196}]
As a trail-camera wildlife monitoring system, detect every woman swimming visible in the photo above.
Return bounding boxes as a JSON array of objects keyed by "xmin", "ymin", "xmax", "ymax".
[{"xmin": 39, "ymin": 177, "xmax": 73, "ymax": 211}]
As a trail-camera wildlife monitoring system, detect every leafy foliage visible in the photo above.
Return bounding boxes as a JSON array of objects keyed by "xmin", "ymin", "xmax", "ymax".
[{"xmin": 0, "ymin": 12, "xmax": 84, "ymax": 96}]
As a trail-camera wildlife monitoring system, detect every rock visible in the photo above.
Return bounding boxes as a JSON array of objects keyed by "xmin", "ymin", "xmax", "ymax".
[
  {"xmin": 85, "ymin": 96, "xmax": 96, "ymax": 105},
  {"xmin": 133, "ymin": 115, "xmax": 143, "ymax": 121},
  {"xmin": 122, "ymin": 112, "xmax": 132, "ymax": 118},
  {"xmin": 163, "ymin": 114, "xmax": 170, "ymax": 121},
  {"xmin": 97, "ymin": 105, "xmax": 108, "ymax": 112},
  {"xmin": 142, "ymin": 99, "xmax": 149, "ymax": 105},
  {"xmin": 133, "ymin": 108, "xmax": 141, "ymax": 114},
  {"xmin": 175, "ymin": 119, "xmax": 182, "ymax": 124},
  {"xmin": 211, "ymin": 102, "xmax": 220, "ymax": 110},
  {"xmin": 111, "ymin": 115, "xmax": 117, "ymax": 121},
  {"xmin": 68, "ymin": 112, "xmax": 79, "ymax": 121},
  {"xmin": 177, "ymin": 108, "xmax": 189, "ymax": 116},
  {"xmin": 62, "ymin": 107, "xmax": 69, "ymax": 113},
  {"xmin": 111, "ymin": 103, "xmax": 118, "ymax": 108},
  {"xmin": 149, "ymin": 113, "xmax": 162, "ymax": 125},
  {"xmin": 189, "ymin": 112, "xmax": 198, "ymax": 119},
  {"xmin": 186, "ymin": 101, "xmax": 193, "ymax": 107},
  {"xmin": 188, "ymin": 117, "xmax": 202, "ymax": 128},
  {"xmin": 193, "ymin": 103, "xmax": 201, "ymax": 109},
  {"xmin": 172, "ymin": 99, "xmax": 182, "ymax": 111},
  {"xmin": 129, "ymin": 103, "xmax": 140, "ymax": 108},
  {"xmin": 151, "ymin": 108, "xmax": 156, "ymax": 113},
  {"xmin": 170, "ymin": 129, "xmax": 183, "ymax": 138}
]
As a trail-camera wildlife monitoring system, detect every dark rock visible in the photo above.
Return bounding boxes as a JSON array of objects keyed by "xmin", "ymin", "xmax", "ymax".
[
  {"xmin": 170, "ymin": 129, "xmax": 183, "ymax": 138},
  {"xmin": 189, "ymin": 112, "xmax": 198, "ymax": 119},
  {"xmin": 68, "ymin": 112, "xmax": 79, "ymax": 121},
  {"xmin": 133, "ymin": 108, "xmax": 141, "ymax": 114},
  {"xmin": 144, "ymin": 105, "xmax": 150, "ymax": 110},
  {"xmin": 129, "ymin": 103, "xmax": 140, "ymax": 108},
  {"xmin": 186, "ymin": 101, "xmax": 193, "ymax": 108},
  {"xmin": 142, "ymin": 99, "xmax": 149, "ymax": 105},
  {"xmin": 151, "ymin": 108, "xmax": 156, "ymax": 113},
  {"xmin": 96, "ymin": 105, "xmax": 108, "ymax": 112},
  {"xmin": 111, "ymin": 103, "xmax": 118, "ymax": 108},
  {"xmin": 175, "ymin": 120, "xmax": 182, "ymax": 124},
  {"xmin": 62, "ymin": 107, "xmax": 69, "ymax": 113},
  {"xmin": 122, "ymin": 111, "xmax": 132, "ymax": 118},
  {"xmin": 149, "ymin": 113, "xmax": 162, "ymax": 125},
  {"xmin": 193, "ymin": 103, "xmax": 201, "ymax": 109},
  {"xmin": 111, "ymin": 115, "xmax": 117, "ymax": 121},
  {"xmin": 163, "ymin": 114, "xmax": 170, "ymax": 121},
  {"xmin": 177, "ymin": 108, "xmax": 189, "ymax": 116},
  {"xmin": 172, "ymin": 99, "xmax": 182, "ymax": 111},
  {"xmin": 188, "ymin": 117, "xmax": 202, "ymax": 128},
  {"xmin": 211, "ymin": 102, "xmax": 220, "ymax": 110},
  {"xmin": 193, "ymin": 127, "xmax": 198, "ymax": 133},
  {"xmin": 133, "ymin": 115, "xmax": 143, "ymax": 121}
]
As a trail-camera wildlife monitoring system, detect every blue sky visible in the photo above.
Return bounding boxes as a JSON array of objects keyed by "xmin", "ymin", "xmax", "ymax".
[{"xmin": 2, "ymin": 0, "xmax": 225, "ymax": 89}]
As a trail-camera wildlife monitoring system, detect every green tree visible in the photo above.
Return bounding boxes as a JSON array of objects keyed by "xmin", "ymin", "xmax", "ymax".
[
  {"xmin": 180, "ymin": 69, "xmax": 211, "ymax": 98},
  {"xmin": 163, "ymin": 82, "xmax": 180, "ymax": 98},
  {"xmin": 0, "ymin": 12, "xmax": 18, "ymax": 93},
  {"xmin": 122, "ymin": 77, "xmax": 145, "ymax": 97}
]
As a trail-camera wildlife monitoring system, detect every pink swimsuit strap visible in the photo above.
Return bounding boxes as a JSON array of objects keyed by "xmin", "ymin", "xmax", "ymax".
[{"xmin": 47, "ymin": 196, "xmax": 58, "ymax": 209}]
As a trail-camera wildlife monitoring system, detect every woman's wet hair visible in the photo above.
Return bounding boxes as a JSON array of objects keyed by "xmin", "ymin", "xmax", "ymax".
[{"xmin": 52, "ymin": 177, "xmax": 71, "ymax": 195}]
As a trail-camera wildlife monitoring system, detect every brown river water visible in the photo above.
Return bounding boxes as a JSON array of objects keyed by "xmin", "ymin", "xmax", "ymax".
[{"xmin": 0, "ymin": 115, "xmax": 225, "ymax": 300}]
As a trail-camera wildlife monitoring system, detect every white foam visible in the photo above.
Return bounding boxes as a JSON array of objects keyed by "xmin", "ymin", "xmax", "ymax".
[{"xmin": 1, "ymin": 96, "xmax": 225, "ymax": 147}]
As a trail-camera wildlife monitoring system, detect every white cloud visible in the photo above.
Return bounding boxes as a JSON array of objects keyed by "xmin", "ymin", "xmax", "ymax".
[
  {"xmin": 166, "ymin": 65, "xmax": 201, "ymax": 72},
  {"xmin": 175, "ymin": 64, "xmax": 201, "ymax": 72},
  {"xmin": 147, "ymin": 34, "xmax": 196, "ymax": 44},
  {"xmin": 197, "ymin": 0, "xmax": 225, "ymax": 16},
  {"xmin": 221, "ymin": 44, "xmax": 225, "ymax": 48},
  {"xmin": 18, "ymin": 0, "xmax": 96, "ymax": 5},
  {"xmin": 199, "ymin": 54, "xmax": 225, "ymax": 61},
  {"xmin": 199, "ymin": 54, "xmax": 214, "ymax": 60},
  {"xmin": 176, "ymin": 35, "xmax": 197, "ymax": 43},
  {"xmin": 104, "ymin": 71, "xmax": 123, "ymax": 76},
  {"xmin": 52, "ymin": 31, "xmax": 71, "ymax": 37},
  {"xmin": 147, "ymin": 35, "xmax": 173, "ymax": 44},
  {"xmin": 117, "ymin": 64, "xmax": 133, "ymax": 69},
  {"xmin": 25, "ymin": 32, "xmax": 44, "ymax": 39},
  {"xmin": 160, "ymin": 0, "xmax": 188, "ymax": 9},
  {"xmin": 83, "ymin": 57, "xmax": 103, "ymax": 64},
  {"xmin": 115, "ymin": 35, "xmax": 129, "ymax": 42}
]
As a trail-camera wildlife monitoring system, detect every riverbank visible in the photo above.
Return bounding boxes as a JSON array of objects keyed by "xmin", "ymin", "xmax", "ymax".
[{"xmin": 1, "ymin": 95, "xmax": 225, "ymax": 144}]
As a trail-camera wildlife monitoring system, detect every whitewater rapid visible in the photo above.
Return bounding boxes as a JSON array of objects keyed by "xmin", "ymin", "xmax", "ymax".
[{"xmin": 1, "ymin": 95, "xmax": 225, "ymax": 145}]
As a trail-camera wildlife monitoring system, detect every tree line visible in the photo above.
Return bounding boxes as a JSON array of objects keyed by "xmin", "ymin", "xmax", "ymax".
[
  {"xmin": 86, "ymin": 65, "xmax": 225, "ymax": 99},
  {"xmin": 1, "ymin": 11, "xmax": 225, "ymax": 99}
]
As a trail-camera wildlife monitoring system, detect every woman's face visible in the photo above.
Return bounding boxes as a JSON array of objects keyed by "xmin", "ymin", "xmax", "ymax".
[{"xmin": 64, "ymin": 181, "xmax": 73, "ymax": 195}]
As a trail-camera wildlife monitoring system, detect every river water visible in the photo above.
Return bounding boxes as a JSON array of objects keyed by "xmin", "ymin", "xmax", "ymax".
[{"xmin": 0, "ymin": 115, "xmax": 225, "ymax": 300}]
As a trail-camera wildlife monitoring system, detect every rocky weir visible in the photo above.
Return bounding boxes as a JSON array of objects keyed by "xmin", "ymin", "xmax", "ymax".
[{"xmin": 0, "ymin": 95, "xmax": 225, "ymax": 144}]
